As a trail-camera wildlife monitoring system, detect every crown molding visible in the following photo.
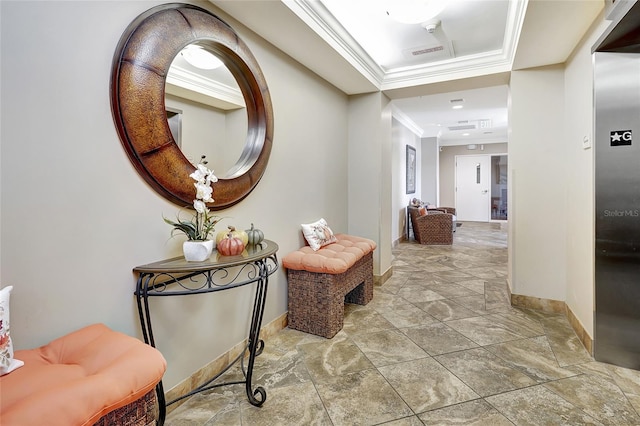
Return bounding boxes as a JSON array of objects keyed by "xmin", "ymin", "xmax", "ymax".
[
  {"xmin": 391, "ymin": 104, "xmax": 424, "ymax": 137},
  {"xmin": 381, "ymin": 49, "xmax": 511, "ymax": 90},
  {"xmin": 503, "ymin": 0, "xmax": 529, "ymax": 67},
  {"xmin": 284, "ymin": 0, "xmax": 529, "ymax": 90},
  {"xmin": 284, "ymin": 0, "xmax": 385, "ymax": 87},
  {"xmin": 166, "ymin": 65, "xmax": 245, "ymax": 110}
]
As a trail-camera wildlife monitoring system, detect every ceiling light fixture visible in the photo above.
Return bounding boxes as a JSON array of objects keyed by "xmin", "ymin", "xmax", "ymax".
[
  {"xmin": 384, "ymin": 0, "xmax": 448, "ymax": 25},
  {"xmin": 450, "ymin": 98, "xmax": 464, "ymax": 109},
  {"xmin": 181, "ymin": 45, "xmax": 223, "ymax": 70},
  {"xmin": 422, "ymin": 19, "xmax": 440, "ymax": 34}
]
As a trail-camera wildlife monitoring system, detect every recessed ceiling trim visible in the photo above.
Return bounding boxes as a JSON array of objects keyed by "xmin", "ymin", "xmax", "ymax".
[
  {"xmin": 283, "ymin": 0, "xmax": 528, "ymax": 92},
  {"xmin": 381, "ymin": 49, "xmax": 511, "ymax": 90},
  {"xmin": 503, "ymin": 0, "xmax": 529, "ymax": 68},
  {"xmin": 284, "ymin": 0, "xmax": 385, "ymax": 87},
  {"xmin": 391, "ymin": 104, "xmax": 424, "ymax": 137}
]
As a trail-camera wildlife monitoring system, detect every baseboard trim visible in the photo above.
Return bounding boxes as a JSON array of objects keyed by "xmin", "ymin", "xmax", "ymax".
[
  {"xmin": 510, "ymin": 293, "xmax": 566, "ymax": 314},
  {"xmin": 565, "ymin": 304, "xmax": 593, "ymax": 355},
  {"xmin": 510, "ymin": 292, "xmax": 593, "ymax": 355},
  {"xmin": 375, "ymin": 265, "xmax": 393, "ymax": 286},
  {"xmin": 165, "ymin": 312, "xmax": 288, "ymax": 413},
  {"xmin": 394, "ymin": 234, "xmax": 411, "ymax": 247}
]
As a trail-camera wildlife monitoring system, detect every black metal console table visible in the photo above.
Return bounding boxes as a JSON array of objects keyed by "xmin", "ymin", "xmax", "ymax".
[{"xmin": 133, "ymin": 240, "xmax": 279, "ymax": 425}]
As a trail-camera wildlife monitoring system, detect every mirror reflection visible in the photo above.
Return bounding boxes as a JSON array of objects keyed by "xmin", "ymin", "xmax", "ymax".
[
  {"xmin": 112, "ymin": 3, "xmax": 273, "ymax": 209},
  {"xmin": 165, "ymin": 44, "xmax": 248, "ymax": 178}
]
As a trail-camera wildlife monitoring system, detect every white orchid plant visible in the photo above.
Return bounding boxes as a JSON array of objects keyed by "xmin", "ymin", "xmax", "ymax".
[{"xmin": 164, "ymin": 156, "xmax": 222, "ymax": 241}]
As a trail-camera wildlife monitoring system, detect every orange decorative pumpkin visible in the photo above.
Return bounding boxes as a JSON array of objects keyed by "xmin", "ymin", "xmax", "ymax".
[
  {"xmin": 217, "ymin": 233, "xmax": 245, "ymax": 256},
  {"xmin": 216, "ymin": 225, "xmax": 249, "ymax": 246}
]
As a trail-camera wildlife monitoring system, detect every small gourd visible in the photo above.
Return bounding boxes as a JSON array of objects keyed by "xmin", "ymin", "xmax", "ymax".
[
  {"xmin": 217, "ymin": 232, "xmax": 245, "ymax": 256},
  {"xmin": 216, "ymin": 225, "xmax": 248, "ymax": 246},
  {"xmin": 245, "ymin": 223, "xmax": 264, "ymax": 245}
]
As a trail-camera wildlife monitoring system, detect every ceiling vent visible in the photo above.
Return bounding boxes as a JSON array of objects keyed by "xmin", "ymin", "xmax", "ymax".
[
  {"xmin": 448, "ymin": 124, "xmax": 476, "ymax": 131},
  {"xmin": 450, "ymin": 98, "xmax": 464, "ymax": 105},
  {"xmin": 402, "ymin": 41, "xmax": 453, "ymax": 61},
  {"xmin": 410, "ymin": 45, "xmax": 444, "ymax": 56}
]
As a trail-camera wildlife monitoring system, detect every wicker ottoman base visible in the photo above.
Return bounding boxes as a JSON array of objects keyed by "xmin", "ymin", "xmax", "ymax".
[
  {"xmin": 94, "ymin": 389, "xmax": 158, "ymax": 426},
  {"xmin": 287, "ymin": 252, "xmax": 373, "ymax": 338}
]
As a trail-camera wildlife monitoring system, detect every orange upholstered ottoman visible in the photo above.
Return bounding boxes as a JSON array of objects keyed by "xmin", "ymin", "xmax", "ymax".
[
  {"xmin": 0, "ymin": 323, "xmax": 166, "ymax": 426},
  {"xmin": 283, "ymin": 234, "xmax": 376, "ymax": 338}
]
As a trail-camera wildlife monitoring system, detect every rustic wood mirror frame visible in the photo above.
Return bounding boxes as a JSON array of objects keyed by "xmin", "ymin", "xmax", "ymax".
[{"xmin": 110, "ymin": 3, "xmax": 273, "ymax": 210}]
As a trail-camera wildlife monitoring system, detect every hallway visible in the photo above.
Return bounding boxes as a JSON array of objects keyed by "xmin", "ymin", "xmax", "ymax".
[{"xmin": 167, "ymin": 222, "xmax": 640, "ymax": 425}]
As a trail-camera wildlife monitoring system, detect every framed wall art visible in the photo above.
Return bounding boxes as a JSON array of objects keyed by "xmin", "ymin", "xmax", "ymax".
[{"xmin": 406, "ymin": 145, "xmax": 416, "ymax": 194}]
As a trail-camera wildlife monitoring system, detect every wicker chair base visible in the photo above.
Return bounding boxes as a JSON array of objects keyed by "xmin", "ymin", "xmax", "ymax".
[
  {"xmin": 408, "ymin": 206, "xmax": 454, "ymax": 245},
  {"xmin": 94, "ymin": 389, "xmax": 157, "ymax": 426},
  {"xmin": 287, "ymin": 252, "xmax": 373, "ymax": 338}
]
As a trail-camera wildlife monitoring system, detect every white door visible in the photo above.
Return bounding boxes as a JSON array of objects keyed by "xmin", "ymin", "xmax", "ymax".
[{"xmin": 455, "ymin": 155, "xmax": 491, "ymax": 221}]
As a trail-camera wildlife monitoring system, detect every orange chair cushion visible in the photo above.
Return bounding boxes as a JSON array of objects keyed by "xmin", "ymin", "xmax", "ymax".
[
  {"xmin": 0, "ymin": 323, "xmax": 166, "ymax": 426},
  {"xmin": 283, "ymin": 233, "xmax": 377, "ymax": 274}
]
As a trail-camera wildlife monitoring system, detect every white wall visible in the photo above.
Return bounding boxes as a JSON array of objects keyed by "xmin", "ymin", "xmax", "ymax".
[
  {"xmin": 348, "ymin": 93, "xmax": 393, "ymax": 276},
  {"xmin": 509, "ymin": 66, "xmax": 567, "ymax": 302},
  {"xmin": 0, "ymin": 2, "xmax": 2, "ymax": 279},
  {"xmin": 507, "ymin": 11, "xmax": 610, "ymax": 341},
  {"xmin": 391, "ymin": 117, "xmax": 421, "ymax": 242},
  {"xmin": 165, "ymin": 94, "xmax": 247, "ymax": 175},
  {"xmin": 421, "ymin": 136, "xmax": 438, "ymax": 207},
  {"xmin": 563, "ymin": 15, "xmax": 610, "ymax": 338},
  {"xmin": 0, "ymin": 1, "xmax": 350, "ymax": 388}
]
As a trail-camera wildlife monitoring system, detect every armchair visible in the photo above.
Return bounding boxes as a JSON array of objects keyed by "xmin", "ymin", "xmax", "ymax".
[
  {"xmin": 428, "ymin": 206, "xmax": 456, "ymax": 215},
  {"xmin": 427, "ymin": 206, "xmax": 457, "ymax": 231},
  {"xmin": 408, "ymin": 206, "xmax": 455, "ymax": 245}
]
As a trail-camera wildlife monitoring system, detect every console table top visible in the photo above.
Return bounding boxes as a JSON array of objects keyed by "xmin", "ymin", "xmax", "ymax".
[{"xmin": 133, "ymin": 240, "xmax": 278, "ymax": 273}]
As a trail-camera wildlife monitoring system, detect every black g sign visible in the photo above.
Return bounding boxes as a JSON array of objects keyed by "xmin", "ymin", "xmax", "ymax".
[{"xmin": 611, "ymin": 130, "xmax": 632, "ymax": 146}]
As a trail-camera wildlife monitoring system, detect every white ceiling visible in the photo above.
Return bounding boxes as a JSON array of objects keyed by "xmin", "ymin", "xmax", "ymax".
[
  {"xmin": 393, "ymin": 84, "xmax": 509, "ymax": 144},
  {"xmin": 320, "ymin": 0, "xmax": 511, "ymax": 72},
  {"xmin": 211, "ymin": 0, "xmax": 604, "ymax": 145}
]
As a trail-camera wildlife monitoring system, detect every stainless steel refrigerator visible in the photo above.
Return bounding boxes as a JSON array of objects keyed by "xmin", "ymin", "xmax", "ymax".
[{"xmin": 594, "ymin": 0, "xmax": 640, "ymax": 368}]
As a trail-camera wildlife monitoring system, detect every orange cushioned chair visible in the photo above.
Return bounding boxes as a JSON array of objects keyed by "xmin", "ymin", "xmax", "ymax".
[{"xmin": 0, "ymin": 323, "xmax": 166, "ymax": 426}]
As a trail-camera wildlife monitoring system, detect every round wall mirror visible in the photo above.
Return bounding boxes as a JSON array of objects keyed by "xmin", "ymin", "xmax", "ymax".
[
  {"xmin": 110, "ymin": 3, "xmax": 273, "ymax": 209},
  {"xmin": 165, "ymin": 46, "xmax": 248, "ymax": 178}
]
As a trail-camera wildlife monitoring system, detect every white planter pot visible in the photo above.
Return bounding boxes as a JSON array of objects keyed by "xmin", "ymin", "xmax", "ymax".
[{"xmin": 183, "ymin": 240, "xmax": 214, "ymax": 262}]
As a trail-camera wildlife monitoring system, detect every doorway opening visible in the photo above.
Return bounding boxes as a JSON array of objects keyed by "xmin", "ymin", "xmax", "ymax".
[
  {"xmin": 455, "ymin": 153, "xmax": 508, "ymax": 222},
  {"xmin": 491, "ymin": 155, "xmax": 508, "ymax": 221}
]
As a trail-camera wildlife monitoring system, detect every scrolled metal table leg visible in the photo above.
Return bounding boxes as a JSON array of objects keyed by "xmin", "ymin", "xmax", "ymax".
[
  {"xmin": 136, "ymin": 273, "xmax": 165, "ymax": 425},
  {"xmin": 244, "ymin": 264, "xmax": 269, "ymax": 406}
]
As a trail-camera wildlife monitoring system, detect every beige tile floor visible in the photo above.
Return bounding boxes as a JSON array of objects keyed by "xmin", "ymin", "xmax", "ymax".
[{"xmin": 166, "ymin": 222, "xmax": 640, "ymax": 425}]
